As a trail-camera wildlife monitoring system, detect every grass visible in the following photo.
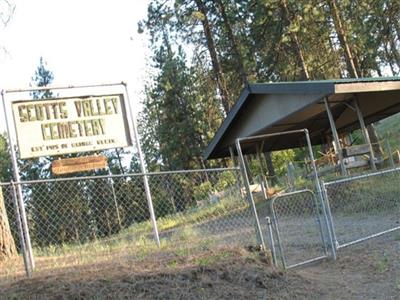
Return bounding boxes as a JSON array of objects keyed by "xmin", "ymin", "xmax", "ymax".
[
  {"xmin": 374, "ymin": 252, "xmax": 390, "ymax": 273},
  {"xmin": 326, "ymin": 173, "xmax": 400, "ymax": 215},
  {"xmin": 32, "ymin": 194, "xmax": 247, "ymax": 257},
  {"xmin": 131, "ymin": 194, "xmax": 246, "ymax": 233},
  {"xmin": 9, "ymin": 230, "xmax": 220, "ymax": 282}
]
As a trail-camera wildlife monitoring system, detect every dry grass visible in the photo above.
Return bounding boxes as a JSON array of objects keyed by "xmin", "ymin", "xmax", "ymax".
[
  {"xmin": 1, "ymin": 234, "xmax": 399, "ymax": 299},
  {"xmin": 0, "ymin": 226, "xmax": 230, "ymax": 285},
  {"xmin": 1, "ymin": 246, "xmax": 282, "ymax": 300}
]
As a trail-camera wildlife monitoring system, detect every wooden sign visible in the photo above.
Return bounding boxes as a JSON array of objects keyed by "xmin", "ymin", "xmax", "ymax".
[{"xmin": 52, "ymin": 155, "xmax": 108, "ymax": 175}]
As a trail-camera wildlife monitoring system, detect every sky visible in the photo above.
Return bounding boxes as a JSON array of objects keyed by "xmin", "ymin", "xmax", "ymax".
[{"xmin": 0, "ymin": 0, "xmax": 151, "ymax": 133}]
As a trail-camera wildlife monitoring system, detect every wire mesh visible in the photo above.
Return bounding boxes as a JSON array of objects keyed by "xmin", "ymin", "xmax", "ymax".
[
  {"xmin": 270, "ymin": 190, "xmax": 328, "ymax": 269},
  {"xmin": 146, "ymin": 170, "xmax": 255, "ymax": 247},
  {"xmin": 0, "ymin": 168, "xmax": 257, "ymax": 281},
  {"xmin": 324, "ymin": 168, "xmax": 400, "ymax": 248}
]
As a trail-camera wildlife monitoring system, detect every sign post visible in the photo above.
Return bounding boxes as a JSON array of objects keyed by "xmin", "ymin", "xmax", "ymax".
[
  {"xmin": 123, "ymin": 82, "xmax": 160, "ymax": 247},
  {"xmin": 1, "ymin": 90, "xmax": 35, "ymax": 274}
]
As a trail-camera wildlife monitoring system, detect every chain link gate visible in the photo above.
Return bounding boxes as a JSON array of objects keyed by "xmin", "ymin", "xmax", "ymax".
[{"xmin": 267, "ymin": 189, "xmax": 330, "ymax": 269}]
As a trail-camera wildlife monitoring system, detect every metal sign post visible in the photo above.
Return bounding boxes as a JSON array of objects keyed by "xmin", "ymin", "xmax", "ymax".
[
  {"xmin": 122, "ymin": 83, "xmax": 160, "ymax": 247},
  {"xmin": 1, "ymin": 90, "xmax": 35, "ymax": 272}
]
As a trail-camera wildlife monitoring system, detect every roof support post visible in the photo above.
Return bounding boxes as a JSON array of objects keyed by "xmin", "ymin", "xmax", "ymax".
[
  {"xmin": 353, "ymin": 98, "xmax": 376, "ymax": 171},
  {"xmin": 256, "ymin": 143, "xmax": 269, "ymax": 197},
  {"xmin": 324, "ymin": 97, "xmax": 347, "ymax": 176},
  {"xmin": 256, "ymin": 144, "xmax": 266, "ymax": 177},
  {"xmin": 229, "ymin": 146, "xmax": 236, "ymax": 167},
  {"xmin": 385, "ymin": 139, "xmax": 395, "ymax": 168}
]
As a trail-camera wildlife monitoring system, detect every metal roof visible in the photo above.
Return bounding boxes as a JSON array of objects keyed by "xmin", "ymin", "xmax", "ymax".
[{"xmin": 204, "ymin": 77, "xmax": 400, "ymax": 160}]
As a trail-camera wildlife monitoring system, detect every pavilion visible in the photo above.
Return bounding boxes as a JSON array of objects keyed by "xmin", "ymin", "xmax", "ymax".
[{"xmin": 204, "ymin": 77, "xmax": 400, "ymax": 175}]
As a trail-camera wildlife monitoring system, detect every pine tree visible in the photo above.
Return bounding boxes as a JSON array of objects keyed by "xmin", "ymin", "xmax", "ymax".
[{"xmin": 140, "ymin": 0, "xmax": 399, "ymax": 179}]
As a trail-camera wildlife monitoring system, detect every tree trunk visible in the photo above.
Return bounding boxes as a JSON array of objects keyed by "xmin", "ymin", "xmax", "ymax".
[
  {"xmin": 0, "ymin": 186, "xmax": 17, "ymax": 261},
  {"xmin": 281, "ymin": 0, "xmax": 310, "ymax": 80},
  {"xmin": 194, "ymin": 0, "xmax": 231, "ymax": 114},
  {"xmin": 389, "ymin": 34, "xmax": 400, "ymax": 68},
  {"xmin": 215, "ymin": 0, "xmax": 248, "ymax": 86},
  {"xmin": 264, "ymin": 152, "xmax": 278, "ymax": 185},
  {"xmin": 388, "ymin": 0, "xmax": 400, "ymax": 42},
  {"xmin": 394, "ymin": 20, "xmax": 400, "ymax": 43},
  {"xmin": 327, "ymin": 0, "xmax": 359, "ymax": 78},
  {"xmin": 384, "ymin": 42, "xmax": 397, "ymax": 75},
  {"xmin": 327, "ymin": 0, "xmax": 384, "ymax": 158}
]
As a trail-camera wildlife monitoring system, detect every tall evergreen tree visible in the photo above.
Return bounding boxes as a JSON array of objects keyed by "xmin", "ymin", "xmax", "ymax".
[
  {"xmin": 140, "ymin": 0, "xmax": 400, "ymax": 176},
  {"xmin": 140, "ymin": 35, "xmax": 209, "ymax": 170}
]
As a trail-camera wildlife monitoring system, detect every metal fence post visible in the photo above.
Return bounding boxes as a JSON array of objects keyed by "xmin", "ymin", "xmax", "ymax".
[
  {"xmin": 265, "ymin": 216, "xmax": 277, "ymax": 267},
  {"xmin": 2, "ymin": 90, "xmax": 35, "ymax": 270},
  {"xmin": 16, "ymin": 182, "xmax": 35, "ymax": 271},
  {"xmin": 107, "ymin": 168, "xmax": 122, "ymax": 230},
  {"xmin": 235, "ymin": 139, "xmax": 266, "ymax": 249},
  {"xmin": 304, "ymin": 129, "xmax": 336, "ymax": 260},
  {"xmin": 320, "ymin": 180, "xmax": 338, "ymax": 259},
  {"xmin": 269, "ymin": 198, "xmax": 286, "ymax": 269}
]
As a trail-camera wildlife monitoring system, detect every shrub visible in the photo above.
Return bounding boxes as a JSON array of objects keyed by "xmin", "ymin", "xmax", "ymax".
[{"xmin": 193, "ymin": 181, "xmax": 213, "ymax": 201}]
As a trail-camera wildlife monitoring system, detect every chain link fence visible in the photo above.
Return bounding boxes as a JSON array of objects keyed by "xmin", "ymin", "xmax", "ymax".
[
  {"xmin": 0, "ymin": 168, "xmax": 258, "ymax": 283},
  {"xmin": 268, "ymin": 189, "xmax": 328, "ymax": 269},
  {"xmin": 3, "ymin": 164, "xmax": 400, "ymax": 282},
  {"xmin": 323, "ymin": 167, "xmax": 400, "ymax": 248}
]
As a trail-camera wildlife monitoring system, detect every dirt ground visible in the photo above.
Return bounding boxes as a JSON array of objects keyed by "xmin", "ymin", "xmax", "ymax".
[{"xmin": 1, "ymin": 233, "xmax": 399, "ymax": 300}]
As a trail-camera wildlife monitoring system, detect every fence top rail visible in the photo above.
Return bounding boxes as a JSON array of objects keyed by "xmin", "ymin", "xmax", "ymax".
[
  {"xmin": 324, "ymin": 166, "xmax": 400, "ymax": 186},
  {"xmin": 8, "ymin": 167, "xmax": 240, "ymax": 185}
]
